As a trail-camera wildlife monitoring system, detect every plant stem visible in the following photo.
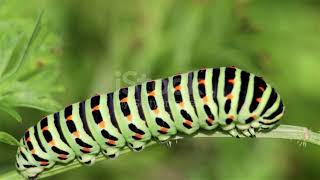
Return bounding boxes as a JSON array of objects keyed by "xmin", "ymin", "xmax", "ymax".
[{"xmin": 0, "ymin": 124, "xmax": 319, "ymax": 180}]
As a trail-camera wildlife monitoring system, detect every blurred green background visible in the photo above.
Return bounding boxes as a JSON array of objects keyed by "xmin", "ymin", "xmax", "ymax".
[{"xmin": 1, "ymin": 0, "xmax": 320, "ymax": 179}]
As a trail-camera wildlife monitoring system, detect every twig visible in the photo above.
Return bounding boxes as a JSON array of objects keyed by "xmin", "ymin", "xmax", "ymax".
[{"xmin": 0, "ymin": 124, "xmax": 319, "ymax": 180}]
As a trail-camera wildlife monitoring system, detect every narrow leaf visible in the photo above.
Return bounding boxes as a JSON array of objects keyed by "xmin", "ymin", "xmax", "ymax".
[
  {"xmin": 3, "ymin": 94, "xmax": 61, "ymax": 113},
  {"xmin": 0, "ymin": 104, "xmax": 22, "ymax": 122},
  {"xmin": 0, "ymin": 131, "xmax": 20, "ymax": 146},
  {"xmin": 0, "ymin": 10, "xmax": 44, "ymax": 83},
  {"xmin": 0, "ymin": 35, "xmax": 17, "ymax": 77},
  {"xmin": 0, "ymin": 36, "xmax": 28, "ymax": 79}
]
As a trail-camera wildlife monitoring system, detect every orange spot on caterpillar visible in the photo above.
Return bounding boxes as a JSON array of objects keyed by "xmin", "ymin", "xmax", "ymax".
[
  {"xmin": 226, "ymin": 93, "xmax": 233, "ymax": 100},
  {"xmin": 72, "ymin": 131, "xmax": 80, "ymax": 138},
  {"xmin": 26, "ymin": 137, "xmax": 31, "ymax": 142},
  {"xmin": 228, "ymin": 79, "xmax": 235, "ymax": 84},
  {"xmin": 82, "ymin": 148, "xmax": 91, "ymax": 153},
  {"xmin": 153, "ymin": 108, "xmax": 160, "ymax": 115},
  {"xmin": 107, "ymin": 140, "xmax": 116, "ymax": 145},
  {"xmin": 159, "ymin": 127, "xmax": 168, "ymax": 133},
  {"xmin": 175, "ymin": 85, "xmax": 181, "ymax": 91},
  {"xmin": 31, "ymin": 149, "xmax": 36, "ymax": 154},
  {"xmin": 134, "ymin": 133, "xmax": 143, "ymax": 139},
  {"xmin": 66, "ymin": 115, "xmax": 73, "ymax": 121},
  {"xmin": 256, "ymin": 98, "xmax": 262, "ymax": 103},
  {"xmin": 259, "ymin": 86, "xmax": 265, "ymax": 91},
  {"xmin": 59, "ymin": 154, "xmax": 67, "ymax": 159},
  {"xmin": 207, "ymin": 117, "xmax": 214, "ymax": 124},
  {"xmin": 148, "ymin": 91, "xmax": 156, "ymax": 96},
  {"xmin": 179, "ymin": 102, "xmax": 185, "ymax": 108},
  {"xmin": 40, "ymin": 162, "xmax": 49, "ymax": 166},
  {"xmin": 120, "ymin": 97, "xmax": 128, "ymax": 103},
  {"xmin": 92, "ymin": 105, "xmax": 100, "ymax": 111},
  {"xmin": 127, "ymin": 114, "xmax": 133, "ymax": 121},
  {"xmin": 67, "ymin": 115, "xmax": 73, "ymax": 121},
  {"xmin": 42, "ymin": 126, "xmax": 49, "ymax": 131},
  {"xmin": 98, "ymin": 121, "xmax": 106, "ymax": 128},
  {"xmin": 202, "ymin": 96, "xmax": 208, "ymax": 103},
  {"xmin": 198, "ymin": 79, "xmax": 205, "ymax": 85},
  {"xmin": 183, "ymin": 120, "xmax": 192, "ymax": 126},
  {"xmin": 228, "ymin": 115, "xmax": 235, "ymax": 120},
  {"xmin": 251, "ymin": 115, "xmax": 257, "ymax": 120},
  {"xmin": 49, "ymin": 140, "xmax": 55, "ymax": 146}
]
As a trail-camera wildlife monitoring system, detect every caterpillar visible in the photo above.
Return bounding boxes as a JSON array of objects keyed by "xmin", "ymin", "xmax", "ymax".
[{"xmin": 16, "ymin": 67, "xmax": 284, "ymax": 179}]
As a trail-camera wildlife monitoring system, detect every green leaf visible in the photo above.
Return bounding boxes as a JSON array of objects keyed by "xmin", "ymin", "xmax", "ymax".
[
  {"xmin": 0, "ymin": 36, "xmax": 28, "ymax": 80},
  {"xmin": 12, "ymin": 96, "xmax": 61, "ymax": 113},
  {"xmin": 0, "ymin": 10, "xmax": 63, "ymax": 122},
  {"xmin": 0, "ymin": 104, "xmax": 22, "ymax": 122},
  {"xmin": 1, "ymin": 89, "xmax": 61, "ymax": 113},
  {"xmin": 0, "ymin": 131, "xmax": 20, "ymax": 146},
  {"xmin": 24, "ymin": 69, "xmax": 60, "ymax": 93},
  {"xmin": 0, "ymin": 10, "xmax": 43, "ymax": 83},
  {"xmin": 0, "ymin": 35, "xmax": 19, "ymax": 77}
]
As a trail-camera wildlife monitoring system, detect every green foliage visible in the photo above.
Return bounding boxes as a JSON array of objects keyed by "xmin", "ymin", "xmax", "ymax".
[
  {"xmin": 0, "ymin": 132, "xmax": 20, "ymax": 147},
  {"xmin": 0, "ymin": 7, "xmax": 62, "ymax": 124},
  {"xmin": 0, "ymin": 2, "xmax": 62, "ymax": 147}
]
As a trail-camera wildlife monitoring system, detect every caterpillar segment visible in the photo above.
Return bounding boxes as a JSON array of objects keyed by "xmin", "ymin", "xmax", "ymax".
[
  {"xmin": 26, "ymin": 126, "xmax": 53, "ymax": 167},
  {"xmin": 236, "ymin": 75, "xmax": 272, "ymax": 136},
  {"xmin": 18, "ymin": 129, "xmax": 52, "ymax": 178},
  {"xmin": 85, "ymin": 94, "xmax": 126, "ymax": 159},
  {"xmin": 259, "ymin": 93, "xmax": 284, "ymax": 129},
  {"xmin": 168, "ymin": 74, "xmax": 200, "ymax": 134},
  {"xmin": 193, "ymin": 69, "xmax": 219, "ymax": 130},
  {"xmin": 141, "ymin": 80, "xmax": 177, "ymax": 142},
  {"xmin": 16, "ymin": 145, "xmax": 44, "ymax": 178},
  {"xmin": 59, "ymin": 103, "xmax": 100, "ymax": 165},
  {"xmin": 113, "ymin": 86, "xmax": 152, "ymax": 151},
  {"xmin": 16, "ymin": 67, "xmax": 285, "ymax": 179},
  {"xmin": 37, "ymin": 114, "xmax": 75, "ymax": 164}
]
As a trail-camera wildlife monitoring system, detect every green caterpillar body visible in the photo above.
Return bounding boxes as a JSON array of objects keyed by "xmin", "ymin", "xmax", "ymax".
[{"xmin": 16, "ymin": 67, "xmax": 285, "ymax": 178}]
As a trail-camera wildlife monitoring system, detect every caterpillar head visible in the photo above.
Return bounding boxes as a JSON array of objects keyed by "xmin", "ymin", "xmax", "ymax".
[{"xmin": 259, "ymin": 98, "xmax": 285, "ymax": 130}]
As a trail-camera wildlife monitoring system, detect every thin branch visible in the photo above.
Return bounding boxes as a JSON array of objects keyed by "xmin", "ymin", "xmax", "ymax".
[{"xmin": 0, "ymin": 124, "xmax": 319, "ymax": 180}]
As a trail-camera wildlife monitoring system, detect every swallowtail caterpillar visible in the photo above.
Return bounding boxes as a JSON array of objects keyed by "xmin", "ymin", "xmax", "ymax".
[{"xmin": 16, "ymin": 67, "xmax": 284, "ymax": 179}]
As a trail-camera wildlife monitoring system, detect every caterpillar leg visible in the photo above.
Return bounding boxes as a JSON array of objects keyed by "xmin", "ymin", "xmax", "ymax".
[
  {"xmin": 221, "ymin": 124, "xmax": 240, "ymax": 138},
  {"xmin": 128, "ymin": 142, "xmax": 146, "ymax": 152},
  {"xmin": 102, "ymin": 147, "xmax": 120, "ymax": 159},
  {"xmin": 250, "ymin": 121, "xmax": 260, "ymax": 128},
  {"xmin": 165, "ymin": 141, "xmax": 173, "ymax": 148},
  {"xmin": 157, "ymin": 138, "xmax": 173, "ymax": 148},
  {"xmin": 236, "ymin": 124, "xmax": 256, "ymax": 137},
  {"xmin": 228, "ymin": 129, "xmax": 240, "ymax": 138},
  {"xmin": 241, "ymin": 129, "xmax": 256, "ymax": 138},
  {"xmin": 248, "ymin": 128, "xmax": 256, "ymax": 137},
  {"xmin": 157, "ymin": 135, "xmax": 171, "ymax": 143},
  {"xmin": 78, "ymin": 154, "xmax": 96, "ymax": 166},
  {"xmin": 20, "ymin": 167, "xmax": 44, "ymax": 179}
]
